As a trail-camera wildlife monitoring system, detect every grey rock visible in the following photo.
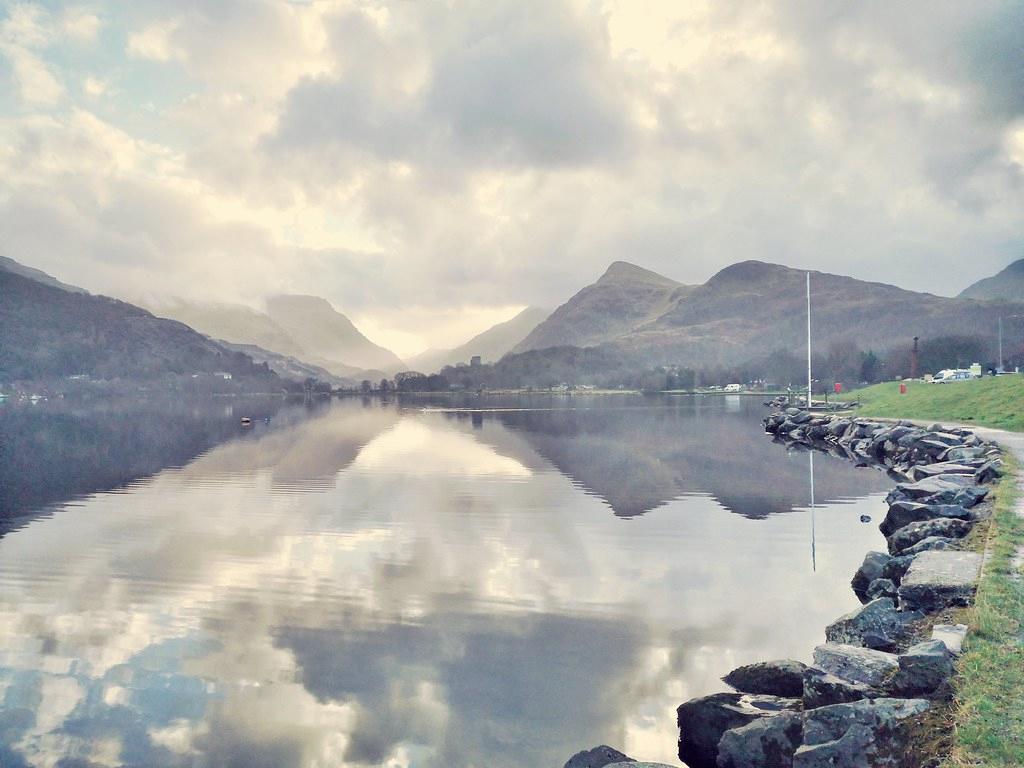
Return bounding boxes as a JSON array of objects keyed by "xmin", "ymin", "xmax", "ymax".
[
  {"xmin": 865, "ymin": 578, "xmax": 898, "ymax": 602},
  {"xmin": 888, "ymin": 640, "xmax": 955, "ymax": 697},
  {"xmin": 564, "ymin": 745, "xmax": 633, "ymax": 768},
  {"xmin": 931, "ymin": 623, "xmax": 968, "ymax": 655},
  {"xmin": 950, "ymin": 485, "xmax": 989, "ymax": 508},
  {"xmin": 851, "ymin": 552, "xmax": 891, "ymax": 596},
  {"xmin": 606, "ymin": 763, "xmax": 677, "ymax": 768},
  {"xmin": 803, "ymin": 668, "xmax": 883, "ymax": 710},
  {"xmin": 899, "ymin": 550, "xmax": 983, "ymax": 612},
  {"xmin": 723, "ymin": 660, "xmax": 808, "ymax": 698},
  {"xmin": 945, "ymin": 446, "xmax": 988, "ymax": 462},
  {"xmin": 899, "ymin": 536, "xmax": 957, "ymax": 556},
  {"xmin": 879, "ymin": 501, "xmax": 970, "ymax": 536},
  {"xmin": 824, "ymin": 599, "xmax": 907, "ymax": 652},
  {"xmin": 677, "ymin": 693, "xmax": 799, "ymax": 768},
  {"xmin": 793, "ymin": 698, "xmax": 930, "ymax": 768},
  {"xmin": 886, "ymin": 517, "xmax": 972, "ymax": 555},
  {"xmin": 812, "ymin": 644, "xmax": 899, "ymax": 688},
  {"xmin": 880, "ymin": 555, "xmax": 915, "ymax": 585},
  {"xmin": 716, "ymin": 710, "xmax": 803, "ymax": 768},
  {"xmin": 894, "ymin": 476, "xmax": 974, "ymax": 504}
]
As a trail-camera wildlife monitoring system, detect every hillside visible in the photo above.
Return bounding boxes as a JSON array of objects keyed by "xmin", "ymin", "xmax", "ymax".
[
  {"xmin": 408, "ymin": 306, "xmax": 550, "ymax": 373},
  {"xmin": 0, "ymin": 255, "xmax": 85, "ymax": 294},
  {"xmin": 959, "ymin": 258, "xmax": 1024, "ymax": 301},
  {"xmin": 841, "ymin": 376, "xmax": 1024, "ymax": 432},
  {"xmin": 265, "ymin": 295, "xmax": 405, "ymax": 375},
  {"xmin": 514, "ymin": 262, "xmax": 687, "ymax": 352},
  {"xmin": 215, "ymin": 340, "xmax": 357, "ymax": 388},
  {"xmin": 515, "ymin": 260, "xmax": 1024, "ymax": 368},
  {"xmin": 145, "ymin": 299, "xmax": 304, "ymax": 359},
  {"xmin": 0, "ymin": 268, "xmax": 278, "ymax": 384}
]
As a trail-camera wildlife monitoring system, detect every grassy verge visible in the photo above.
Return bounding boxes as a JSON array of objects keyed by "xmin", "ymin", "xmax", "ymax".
[
  {"xmin": 839, "ymin": 376, "xmax": 1024, "ymax": 432},
  {"xmin": 945, "ymin": 452, "xmax": 1024, "ymax": 768}
]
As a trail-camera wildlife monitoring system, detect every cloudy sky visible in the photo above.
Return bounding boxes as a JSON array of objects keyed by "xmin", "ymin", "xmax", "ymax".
[{"xmin": 1, "ymin": 1, "xmax": 1022, "ymax": 356}]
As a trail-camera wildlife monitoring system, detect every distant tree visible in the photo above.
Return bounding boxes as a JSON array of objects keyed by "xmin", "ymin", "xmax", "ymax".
[
  {"xmin": 860, "ymin": 350, "xmax": 880, "ymax": 383},
  {"xmin": 360, "ymin": 379, "xmax": 372, "ymax": 394},
  {"xmin": 378, "ymin": 378, "xmax": 391, "ymax": 393}
]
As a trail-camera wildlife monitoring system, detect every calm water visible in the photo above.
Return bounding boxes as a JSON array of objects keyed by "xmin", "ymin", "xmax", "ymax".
[{"xmin": 0, "ymin": 395, "xmax": 892, "ymax": 767}]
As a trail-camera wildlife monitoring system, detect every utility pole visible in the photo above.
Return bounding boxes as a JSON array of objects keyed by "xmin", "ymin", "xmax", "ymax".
[{"xmin": 806, "ymin": 272, "xmax": 812, "ymax": 409}]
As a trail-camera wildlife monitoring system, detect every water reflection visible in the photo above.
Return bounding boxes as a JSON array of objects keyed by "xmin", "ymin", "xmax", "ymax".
[{"xmin": 0, "ymin": 396, "xmax": 890, "ymax": 767}]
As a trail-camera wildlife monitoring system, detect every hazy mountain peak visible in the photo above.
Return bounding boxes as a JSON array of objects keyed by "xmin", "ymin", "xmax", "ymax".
[{"xmin": 264, "ymin": 294, "xmax": 405, "ymax": 374}]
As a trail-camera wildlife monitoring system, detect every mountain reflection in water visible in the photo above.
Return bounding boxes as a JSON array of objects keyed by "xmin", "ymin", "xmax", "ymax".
[{"xmin": 0, "ymin": 395, "xmax": 890, "ymax": 767}]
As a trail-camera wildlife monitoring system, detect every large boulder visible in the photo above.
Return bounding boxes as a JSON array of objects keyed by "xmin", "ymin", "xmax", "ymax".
[
  {"xmin": 803, "ymin": 668, "xmax": 883, "ymax": 710},
  {"xmin": 722, "ymin": 660, "xmax": 808, "ymax": 698},
  {"xmin": 879, "ymin": 501, "xmax": 970, "ymax": 536},
  {"xmin": 792, "ymin": 698, "xmax": 930, "ymax": 768},
  {"xmin": 886, "ymin": 517, "xmax": 972, "ymax": 555},
  {"xmin": 887, "ymin": 640, "xmax": 955, "ymax": 698},
  {"xmin": 716, "ymin": 710, "xmax": 803, "ymax": 768},
  {"xmin": 898, "ymin": 536, "xmax": 957, "ymax": 557},
  {"xmin": 677, "ymin": 693, "xmax": 799, "ymax": 768},
  {"xmin": 898, "ymin": 550, "xmax": 983, "ymax": 612},
  {"xmin": 950, "ymin": 485, "xmax": 989, "ymax": 508},
  {"xmin": 851, "ymin": 552, "xmax": 891, "ymax": 597},
  {"xmin": 812, "ymin": 645, "xmax": 899, "ymax": 688},
  {"xmin": 891, "ymin": 476, "xmax": 974, "ymax": 505},
  {"xmin": 564, "ymin": 745, "xmax": 633, "ymax": 768},
  {"xmin": 824, "ymin": 599, "xmax": 909, "ymax": 652}
]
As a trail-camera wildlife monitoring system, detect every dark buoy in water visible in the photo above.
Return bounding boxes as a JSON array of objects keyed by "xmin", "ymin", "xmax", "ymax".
[{"xmin": 860, "ymin": 514, "xmax": 871, "ymax": 523}]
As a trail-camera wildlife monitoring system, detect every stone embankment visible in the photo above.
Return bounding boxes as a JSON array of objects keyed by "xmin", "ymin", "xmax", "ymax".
[{"xmin": 666, "ymin": 410, "xmax": 1003, "ymax": 768}]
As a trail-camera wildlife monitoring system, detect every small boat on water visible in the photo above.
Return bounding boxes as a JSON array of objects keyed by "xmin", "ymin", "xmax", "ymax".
[{"xmin": 240, "ymin": 417, "xmax": 253, "ymax": 426}]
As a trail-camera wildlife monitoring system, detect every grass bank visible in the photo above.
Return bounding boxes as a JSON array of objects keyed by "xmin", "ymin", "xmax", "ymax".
[
  {"xmin": 945, "ymin": 453, "xmax": 1024, "ymax": 767},
  {"xmin": 839, "ymin": 376, "xmax": 1024, "ymax": 432}
]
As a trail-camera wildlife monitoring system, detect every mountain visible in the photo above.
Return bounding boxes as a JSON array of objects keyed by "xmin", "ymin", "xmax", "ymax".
[
  {"xmin": 0, "ymin": 255, "xmax": 86, "ymax": 294},
  {"xmin": 407, "ymin": 307, "xmax": 550, "ymax": 373},
  {"xmin": 514, "ymin": 260, "xmax": 1024, "ymax": 367},
  {"xmin": 514, "ymin": 261, "xmax": 688, "ymax": 353},
  {"xmin": 264, "ymin": 295, "xmax": 406, "ymax": 375},
  {"xmin": 144, "ymin": 299, "xmax": 304, "ymax": 359},
  {"xmin": 959, "ymin": 259, "xmax": 1024, "ymax": 301},
  {"xmin": 0, "ymin": 265, "xmax": 278, "ymax": 384},
  {"xmin": 215, "ymin": 340, "xmax": 357, "ymax": 388}
]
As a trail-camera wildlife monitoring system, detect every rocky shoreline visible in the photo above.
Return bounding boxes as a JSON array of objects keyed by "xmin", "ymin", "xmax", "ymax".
[{"xmin": 563, "ymin": 410, "xmax": 1003, "ymax": 768}]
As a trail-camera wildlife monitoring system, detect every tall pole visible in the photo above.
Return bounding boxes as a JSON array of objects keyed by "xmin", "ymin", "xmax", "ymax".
[
  {"xmin": 806, "ymin": 272, "xmax": 812, "ymax": 409},
  {"xmin": 999, "ymin": 317, "xmax": 1003, "ymax": 372},
  {"xmin": 810, "ymin": 451, "xmax": 816, "ymax": 572}
]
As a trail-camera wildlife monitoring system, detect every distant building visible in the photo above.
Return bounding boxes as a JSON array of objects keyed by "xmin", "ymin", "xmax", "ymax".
[
  {"xmin": 470, "ymin": 355, "xmax": 481, "ymax": 367},
  {"xmin": 212, "ymin": 371, "xmax": 233, "ymax": 380}
]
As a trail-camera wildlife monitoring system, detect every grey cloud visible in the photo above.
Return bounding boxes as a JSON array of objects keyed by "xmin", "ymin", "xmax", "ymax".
[{"xmin": 267, "ymin": 0, "xmax": 633, "ymax": 172}]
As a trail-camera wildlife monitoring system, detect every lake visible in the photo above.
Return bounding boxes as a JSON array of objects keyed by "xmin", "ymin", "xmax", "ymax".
[{"xmin": 0, "ymin": 394, "xmax": 892, "ymax": 767}]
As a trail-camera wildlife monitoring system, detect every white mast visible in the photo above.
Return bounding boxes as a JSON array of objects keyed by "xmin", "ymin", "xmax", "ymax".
[{"xmin": 806, "ymin": 272, "xmax": 812, "ymax": 409}]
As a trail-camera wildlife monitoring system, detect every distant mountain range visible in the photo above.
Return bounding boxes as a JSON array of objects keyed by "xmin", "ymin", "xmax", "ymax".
[
  {"xmin": 959, "ymin": 258, "xmax": 1024, "ymax": 302},
  {"xmin": 144, "ymin": 296, "xmax": 407, "ymax": 379},
  {"xmin": 515, "ymin": 259, "xmax": 1024, "ymax": 366},
  {"xmin": 0, "ymin": 261, "xmax": 278, "ymax": 385},
  {"xmin": 407, "ymin": 307, "xmax": 550, "ymax": 373}
]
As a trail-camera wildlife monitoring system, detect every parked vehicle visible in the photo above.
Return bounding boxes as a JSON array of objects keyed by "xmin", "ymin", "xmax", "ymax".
[{"xmin": 723, "ymin": 383, "xmax": 743, "ymax": 393}]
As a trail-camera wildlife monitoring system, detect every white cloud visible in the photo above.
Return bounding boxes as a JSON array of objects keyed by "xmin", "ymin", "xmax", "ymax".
[
  {"xmin": 127, "ymin": 19, "xmax": 183, "ymax": 61},
  {"xmin": 61, "ymin": 7, "xmax": 101, "ymax": 42}
]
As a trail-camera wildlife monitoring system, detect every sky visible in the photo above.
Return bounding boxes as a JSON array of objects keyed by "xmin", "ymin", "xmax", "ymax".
[{"xmin": 1, "ymin": 0, "xmax": 1022, "ymax": 357}]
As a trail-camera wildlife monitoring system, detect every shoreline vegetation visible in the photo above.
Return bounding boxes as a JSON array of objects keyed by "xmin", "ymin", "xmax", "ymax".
[{"xmin": 946, "ymin": 452, "xmax": 1024, "ymax": 767}]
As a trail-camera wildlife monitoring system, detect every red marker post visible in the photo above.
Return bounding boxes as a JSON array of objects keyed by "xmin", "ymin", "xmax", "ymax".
[
  {"xmin": 899, "ymin": 382, "xmax": 907, "ymax": 395},
  {"xmin": 834, "ymin": 382, "xmax": 842, "ymax": 394}
]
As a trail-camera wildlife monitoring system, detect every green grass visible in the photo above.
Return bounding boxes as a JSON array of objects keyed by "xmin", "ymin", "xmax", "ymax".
[
  {"xmin": 838, "ymin": 376, "xmax": 1024, "ymax": 432},
  {"xmin": 946, "ymin": 454, "xmax": 1024, "ymax": 768}
]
